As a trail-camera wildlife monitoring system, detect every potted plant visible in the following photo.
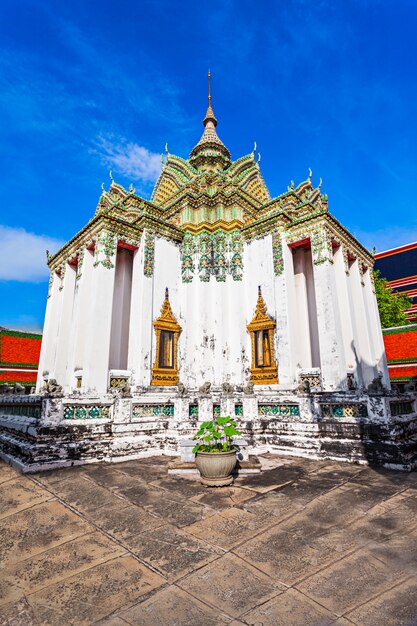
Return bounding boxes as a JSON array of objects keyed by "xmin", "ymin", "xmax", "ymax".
[{"xmin": 192, "ymin": 416, "xmax": 241, "ymax": 486}]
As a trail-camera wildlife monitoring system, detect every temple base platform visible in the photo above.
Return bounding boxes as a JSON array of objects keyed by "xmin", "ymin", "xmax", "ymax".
[{"xmin": 0, "ymin": 387, "xmax": 416, "ymax": 473}]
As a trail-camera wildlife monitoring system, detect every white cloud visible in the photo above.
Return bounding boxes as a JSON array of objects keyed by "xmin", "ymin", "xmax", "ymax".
[
  {"xmin": 0, "ymin": 226, "xmax": 64, "ymax": 282},
  {"xmin": 98, "ymin": 137, "xmax": 162, "ymax": 183}
]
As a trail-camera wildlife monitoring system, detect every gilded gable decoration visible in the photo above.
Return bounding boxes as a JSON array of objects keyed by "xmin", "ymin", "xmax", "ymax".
[
  {"xmin": 247, "ymin": 287, "xmax": 278, "ymax": 385},
  {"xmin": 151, "ymin": 288, "xmax": 182, "ymax": 386}
]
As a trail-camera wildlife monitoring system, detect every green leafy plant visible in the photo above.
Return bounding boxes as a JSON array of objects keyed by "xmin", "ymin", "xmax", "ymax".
[
  {"xmin": 374, "ymin": 270, "xmax": 411, "ymax": 328},
  {"xmin": 192, "ymin": 416, "xmax": 241, "ymax": 454}
]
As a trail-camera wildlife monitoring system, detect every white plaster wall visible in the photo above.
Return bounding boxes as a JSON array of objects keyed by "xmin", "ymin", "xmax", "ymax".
[
  {"xmin": 140, "ymin": 234, "xmax": 279, "ymax": 388},
  {"xmin": 312, "ymin": 255, "xmax": 346, "ymax": 390},
  {"xmin": 292, "ymin": 248, "xmax": 313, "ymax": 368},
  {"xmin": 36, "ymin": 272, "xmax": 61, "ymax": 391},
  {"xmin": 53, "ymin": 264, "xmax": 77, "ymax": 387},
  {"xmin": 333, "ymin": 246, "xmax": 356, "ymax": 373},
  {"xmin": 83, "ymin": 251, "xmax": 116, "ymax": 393},
  {"xmin": 363, "ymin": 269, "xmax": 390, "ymax": 388},
  {"xmin": 70, "ymin": 249, "xmax": 95, "ymax": 385},
  {"xmin": 348, "ymin": 260, "xmax": 376, "ymax": 387},
  {"xmin": 276, "ymin": 238, "xmax": 298, "ymax": 385},
  {"xmin": 127, "ymin": 236, "xmax": 153, "ymax": 387}
]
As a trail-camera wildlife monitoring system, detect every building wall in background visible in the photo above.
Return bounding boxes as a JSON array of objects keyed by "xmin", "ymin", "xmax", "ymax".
[
  {"xmin": 0, "ymin": 328, "xmax": 42, "ymax": 387},
  {"xmin": 375, "ymin": 242, "xmax": 417, "ymax": 323},
  {"xmin": 383, "ymin": 323, "xmax": 417, "ymax": 385}
]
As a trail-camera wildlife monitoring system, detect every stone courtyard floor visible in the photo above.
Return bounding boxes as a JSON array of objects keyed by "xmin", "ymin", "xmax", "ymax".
[{"xmin": 0, "ymin": 456, "xmax": 417, "ymax": 626}]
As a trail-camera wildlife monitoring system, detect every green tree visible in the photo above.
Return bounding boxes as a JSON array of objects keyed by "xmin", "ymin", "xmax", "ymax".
[{"xmin": 374, "ymin": 270, "xmax": 411, "ymax": 328}]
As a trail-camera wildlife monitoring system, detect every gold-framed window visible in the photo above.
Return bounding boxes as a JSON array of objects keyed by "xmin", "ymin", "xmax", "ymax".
[
  {"xmin": 247, "ymin": 286, "xmax": 278, "ymax": 384},
  {"xmin": 151, "ymin": 288, "xmax": 182, "ymax": 386}
]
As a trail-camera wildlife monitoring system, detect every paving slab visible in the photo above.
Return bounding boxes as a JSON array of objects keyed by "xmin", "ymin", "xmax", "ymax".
[
  {"xmin": 0, "ymin": 462, "xmax": 20, "ymax": 484},
  {"xmin": 84, "ymin": 502, "xmax": 165, "ymax": 540},
  {"xmin": 27, "ymin": 555, "xmax": 164, "ymax": 625},
  {"xmin": 0, "ymin": 476, "xmax": 51, "ymax": 520},
  {"xmin": 346, "ymin": 576, "xmax": 417, "ymax": 626},
  {"xmin": 178, "ymin": 552, "xmax": 284, "ymax": 618},
  {"xmin": 123, "ymin": 523, "xmax": 224, "ymax": 579},
  {"xmin": 0, "ymin": 500, "xmax": 91, "ymax": 568},
  {"xmin": 242, "ymin": 587, "xmax": 337, "ymax": 626},
  {"xmin": 240, "ymin": 488, "xmax": 306, "ymax": 519},
  {"xmin": 234, "ymin": 464, "xmax": 307, "ymax": 493},
  {"xmin": 0, "ymin": 531, "xmax": 125, "ymax": 606},
  {"xmin": 41, "ymin": 474, "xmax": 127, "ymax": 515},
  {"xmin": 0, "ymin": 456, "xmax": 416, "ymax": 625},
  {"xmin": 149, "ymin": 475, "xmax": 210, "ymax": 499},
  {"xmin": 366, "ymin": 531, "xmax": 417, "ymax": 577},
  {"xmin": 233, "ymin": 517, "xmax": 326, "ymax": 585},
  {"xmin": 140, "ymin": 492, "xmax": 207, "ymax": 527},
  {"xmin": 302, "ymin": 481, "xmax": 400, "ymax": 529},
  {"xmin": 186, "ymin": 506, "xmax": 274, "ymax": 549},
  {"xmin": 119, "ymin": 585, "xmax": 231, "ymax": 625},
  {"xmin": 0, "ymin": 597, "xmax": 39, "ymax": 626},
  {"xmin": 190, "ymin": 485, "xmax": 256, "ymax": 509},
  {"xmin": 296, "ymin": 550, "xmax": 403, "ymax": 614}
]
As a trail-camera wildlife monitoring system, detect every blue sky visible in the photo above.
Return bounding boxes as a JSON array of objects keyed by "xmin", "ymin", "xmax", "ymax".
[{"xmin": 1, "ymin": 0, "xmax": 417, "ymax": 331}]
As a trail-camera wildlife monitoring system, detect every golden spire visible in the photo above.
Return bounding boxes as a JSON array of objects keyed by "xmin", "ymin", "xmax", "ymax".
[{"xmin": 203, "ymin": 69, "xmax": 218, "ymax": 127}]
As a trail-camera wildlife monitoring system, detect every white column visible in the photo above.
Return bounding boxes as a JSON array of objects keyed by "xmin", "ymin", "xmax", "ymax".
[
  {"xmin": 311, "ymin": 234, "xmax": 346, "ymax": 390},
  {"xmin": 109, "ymin": 249, "xmax": 133, "ymax": 370},
  {"xmin": 65, "ymin": 248, "xmax": 95, "ymax": 389},
  {"xmin": 127, "ymin": 237, "xmax": 153, "ymax": 387},
  {"xmin": 36, "ymin": 271, "xmax": 61, "ymax": 391},
  {"xmin": 333, "ymin": 246, "xmax": 357, "ymax": 373},
  {"xmin": 83, "ymin": 232, "xmax": 117, "ymax": 393},
  {"xmin": 53, "ymin": 263, "xmax": 77, "ymax": 387},
  {"xmin": 363, "ymin": 269, "xmax": 390, "ymax": 388},
  {"xmin": 273, "ymin": 236, "xmax": 297, "ymax": 385},
  {"xmin": 349, "ymin": 260, "xmax": 375, "ymax": 387},
  {"xmin": 293, "ymin": 248, "xmax": 313, "ymax": 368}
]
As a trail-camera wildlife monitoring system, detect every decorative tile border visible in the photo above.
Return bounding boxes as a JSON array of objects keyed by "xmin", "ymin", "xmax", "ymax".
[
  {"xmin": 0, "ymin": 403, "xmax": 42, "ymax": 419},
  {"xmin": 259, "ymin": 404, "xmax": 300, "ymax": 417},
  {"xmin": 321, "ymin": 404, "xmax": 368, "ymax": 418},
  {"xmin": 390, "ymin": 401, "xmax": 415, "ymax": 417},
  {"xmin": 143, "ymin": 230, "xmax": 155, "ymax": 277},
  {"xmin": 181, "ymin": 230, "xmax": 243, "ymax": 283},
  {"xmin": 63, "ymin": 405, "xmax": 111, "ymax": 420},
  {"xmin": 132, "ymin": 404, "xmax": 174, "ymax": 417}
]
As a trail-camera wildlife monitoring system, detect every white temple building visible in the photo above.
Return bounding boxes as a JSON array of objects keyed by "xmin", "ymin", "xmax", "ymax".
[{"xmin": 1, "ymin": 74, "xmax": 416, "ymax": 472}]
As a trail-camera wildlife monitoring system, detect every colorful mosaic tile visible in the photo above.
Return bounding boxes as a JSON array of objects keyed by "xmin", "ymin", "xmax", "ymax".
[
  {"xmin": 258, "ymin": 404, "xmax": 300, "ymax": 417},
  {"xmin": 234, "ymin": 404, "xmax": 243, "ymax": 416},
  {"xmin": 132, "ymin": 404, "xmax": 175, "ymax": 417},
  {"xmin": 182, "ymin": 230, "xmax": 244, "ymax": 283},
  {"xmin": 213, "ymin": 404, "xmax": 221, "ymax": 417},
  {"xmin": 94, "ymin": 231, "xmax": 117, "ymax": 269},
  {"xmin": 321, "ymin": 403, "xmax": 368, "ymax": 418},
  {"xmin": 63, "ymin": 405, "xmax": 110, "ymax": 419},
  {"xmin": 189, "ymin": 404, "xmax": 199, "ymax": 417},
  {"xmin": 272, "ymin": 231, "xmax": 283, "ymax": 276},
  {"xmin": 143, "ymin": 230, "xmax": 155, "ymax": 277}
]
